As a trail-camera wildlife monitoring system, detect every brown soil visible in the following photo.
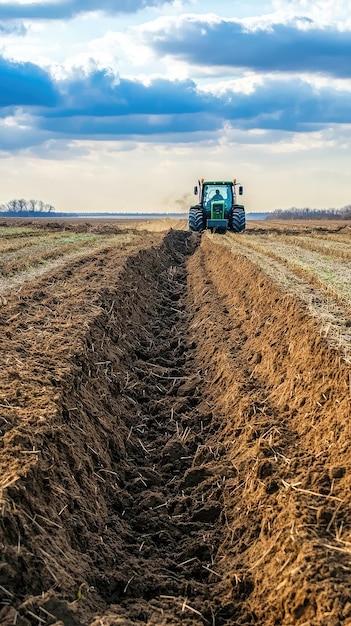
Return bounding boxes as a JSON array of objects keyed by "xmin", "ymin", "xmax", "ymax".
[{"xmin": 1, "ymin": 225, "xmax": 351, "ymax": 625}]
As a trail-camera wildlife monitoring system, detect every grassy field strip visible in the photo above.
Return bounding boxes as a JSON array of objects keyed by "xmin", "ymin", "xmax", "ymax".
[
  {"xmin": 251, "ymin": 219, "xmax": 351, "ymax": 233},
  {"xmin": 280, "ymin": 234, "xmax": 351, "ymax": 261},
  {"xmin": 0, "ymin": 237, "xmax": 43, "ymax": 255},
  {"xmin": 0, "ymin": 226, "xmax": 39, "ymax": 238},
  {"xmin": 237, "ymin": 234, "xmax": 351, "ymax": 303},
  {"xmin": 0, "ymin": 231, "xmax": 106, "ymax": 255},
  {"xmin": 0, "ymin": 232, "xmax": 134, "ymax": 277},
  {"xmin": 0, "ymin": 233, "xmax": 143, "ymax": 299},
  {"xmin": 0, "ymin": 250, "xmax": 90, "ymax": 299},
  {"xmin": 309, "ymin": 232, "xmax": 351, "ymax": 244},
  {"xmin": 212, "ymin": 232, "xmax": 351, "ymax": 362},
  {"xmin": 0, "ymin": 231, "xmax": 91, "ymax": 254}
]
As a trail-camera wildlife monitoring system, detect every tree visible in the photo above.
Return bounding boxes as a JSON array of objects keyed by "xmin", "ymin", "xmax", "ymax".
[
  {"xmin": 0, "ymin": 199, "xmax": 55, "ymax": 214},
  {"xmin": 267, "ymin": 206, "xmax": 351, "ymax": 220}
]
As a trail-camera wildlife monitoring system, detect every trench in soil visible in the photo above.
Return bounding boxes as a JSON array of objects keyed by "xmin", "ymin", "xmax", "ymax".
[
  {"xmin": 1, "ymin": 231, "xmax": 229, "ymax": 625},
  {"xmin": 1, "ymin": 229, "xmax": 351, "ymax": 626}
]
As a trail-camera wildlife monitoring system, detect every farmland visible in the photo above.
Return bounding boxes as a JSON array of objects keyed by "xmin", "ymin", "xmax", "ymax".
[{"xmin": 0, "ymin": 218, "xmax": 351, "ymax": 625}]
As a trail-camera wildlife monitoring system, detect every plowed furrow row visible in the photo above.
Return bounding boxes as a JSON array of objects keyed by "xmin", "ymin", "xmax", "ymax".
[
  {"xmin": 1, "ymin": 227, "xmax": 351, "ymax": 626},
  {"xmin": 1, "ymin": 231, "xmax": 230, "ymax": 626}
]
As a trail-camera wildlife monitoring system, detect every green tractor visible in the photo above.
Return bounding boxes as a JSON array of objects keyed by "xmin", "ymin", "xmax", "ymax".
[{"xmin": 189, "ymin": 178, "xmax": 245, "ymax": 233}]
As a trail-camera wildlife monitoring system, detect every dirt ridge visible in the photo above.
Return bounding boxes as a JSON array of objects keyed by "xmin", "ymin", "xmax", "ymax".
[{"xmin": 186, "ymin": 236, "xmax": 351, "ymax": 625}]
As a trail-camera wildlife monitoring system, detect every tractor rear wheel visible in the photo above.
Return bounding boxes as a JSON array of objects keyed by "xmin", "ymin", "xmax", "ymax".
[
  {"xmin": 231, "ymin": 208, "xmax": 246, "ymax": 233},
  {"xmin": 189, "ymin": 207, "xmax": 204, "ymax": 232}
]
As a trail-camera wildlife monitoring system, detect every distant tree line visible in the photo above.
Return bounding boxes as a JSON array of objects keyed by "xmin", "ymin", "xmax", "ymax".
[
  {"xmin": 267, "ymin": 206, "xmax": 351, "ymax": 220},
  {"xmin": 0, "ymin": 198, "xmax": 55, "ymax": 216}
]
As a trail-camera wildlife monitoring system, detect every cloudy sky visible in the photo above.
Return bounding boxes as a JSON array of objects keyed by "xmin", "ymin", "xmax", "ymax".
[{"xmin": 1, "ymin": 0, "xmax": 351, "ymax": 214}]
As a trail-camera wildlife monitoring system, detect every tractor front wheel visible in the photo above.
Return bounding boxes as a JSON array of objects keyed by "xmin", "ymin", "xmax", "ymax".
[
  {"xmin": 231, "ymin": 208, "xmax": 246, "ymax": 233},
  {"xmin": 189, "ymin": 207, "xmax": 204, "ymax": 232}
]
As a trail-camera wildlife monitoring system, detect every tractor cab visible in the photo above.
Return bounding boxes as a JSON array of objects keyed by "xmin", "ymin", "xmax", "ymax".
[{"xmin": 203, "ymin": 184, "xmax": 232, "ymax": 211}]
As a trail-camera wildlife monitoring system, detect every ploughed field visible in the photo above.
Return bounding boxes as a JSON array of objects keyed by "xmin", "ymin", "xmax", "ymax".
[{"xmin": 0, "ymin": 218, "xmax": 351, "ymax": 626}]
